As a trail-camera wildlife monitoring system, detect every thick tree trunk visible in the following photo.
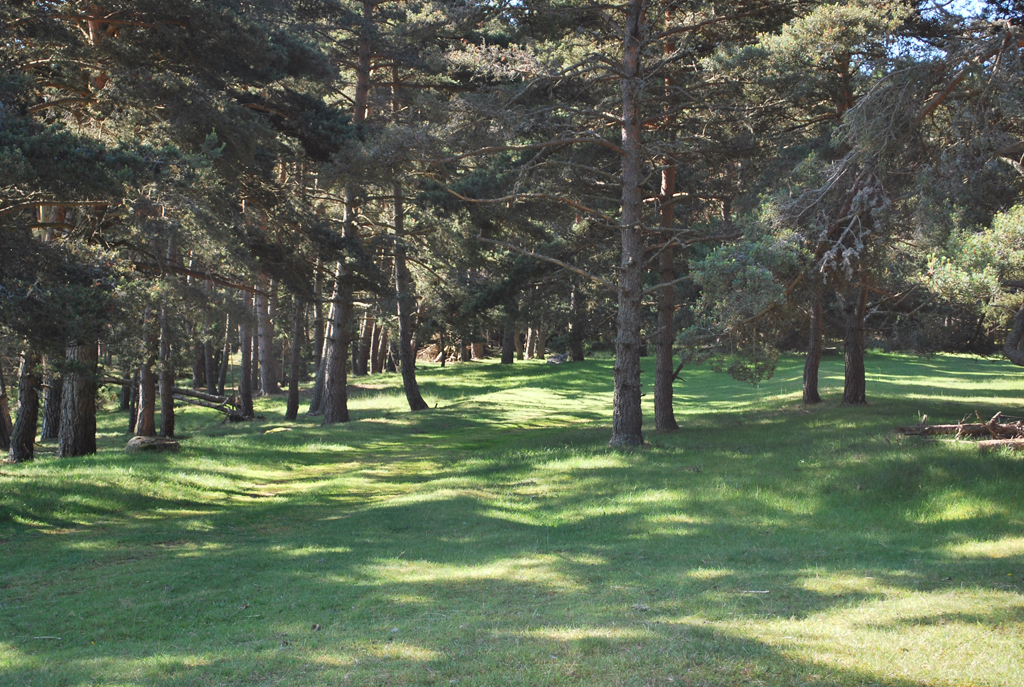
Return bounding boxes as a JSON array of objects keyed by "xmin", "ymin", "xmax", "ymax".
[
  {"xmin": 841, "ymin": 283, "xmax": 869, "ymax": 405},
  {"xmin": 59, "ymin": 341, "xmax": 97, "ymax": 457},
  {"xmin": 257, "ymin": 276, "xmax": 281, "ymax": 395},
  {"xmin": 159, "ymin": 305, "xmax": 175, "ymax": 438},
  {"xmin": 461, "ymin": 340, "xmax": 471, "ymax": 362},
  {"xmin": 610, "ymin": 0, "xmax": 646, "ymax": 448},
  {"xmin": 8, "ymin": 350, "xmax": 40, "ymax": 463},
  {"xmin": 40, "ymin": 361, "xmax": 63, "ymax": 440},
  {"xmin": 654, "ymin": 169, "xmax": 679, "ymax": 432},
  {"xmin": 0, "ymin": 362, "xmax": 12, "ymax": 451},
  {"xmin": 501, "ymin": 326, "xmax": 516, "ymax": 365},
  {"xmin": 514, "ymin": 330, "xmax": 524, "ymax": 360},
  {"xmin": 286, "ymin": 298, "xmax": 304, "ymax": 421},
  {"xmin": 238, "ymin": 293, "xmax": 255, "ymax": 419},
  {"xmin": 803, "ymin": 290, "xmax": 824, "ymax": 404},
  {"xmin": 525, "ymin": 328, "xmax": 536, "ymax": 359},
  {"xmin": 536, "ymin": 329, "xmax": 547, "ymax": 359},
  {"xmin": 394, "ymin": 182, "xmax": 429, "ymax": 410},
  {"xmin": 569, "ymin": 286, "xmax": 586, "ymax": 362}
]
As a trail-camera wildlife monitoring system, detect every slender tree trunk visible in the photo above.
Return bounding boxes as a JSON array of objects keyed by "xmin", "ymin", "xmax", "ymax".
[
  {"xmin": 192, "ymin": 343, "xmax": 205, "ymax": 389},
  {"xmin": 356, "ymin": 314, "xmax": 374, "ymax": 376},
  {"xmin": 217, "ymin": 313, "xmax": 231, "ymax": 396},
  {"xmin": 251, "ymin": 326, "xmax": 261, "ymax": 395},
  {"xmin": 159, "ymin": 305, "xmax": 175, "ymax": 438},
  {"xmin": 204, "ymin": 340, "xmax": 218, "ymax": 396},
  {"xmin": 59, "ymin": 341, "xmax": 97, "ymax": 457},
  {"xmin": 286, "ymin": 298, "xmax": 304, "ymax": 421},
  {"xmin": 569, "ymin": 285, "xmax": 586, "ymax": 362},
  {"xmin": 386, "ymin": 339, "xmax": 398, "ymax": 373},
  {"xmin": 238, "ymin": 292, "xmax": 255, "ymax": 419},
  {"xmin": 372, "ymin": 325, "xmax": 387, "ymax": 374},
  {"xmin": 514, "ymin": 330, "xmax": 524, "ymax": 360},
  {"xmin": 525, "ymin": 328, "xmax": 536, "ymax": 359},
  {"xmin": 257, "ymin": 276, "xmax": 281, "ymax": 394},
  {"xmin": 610, "ymin": 0, "xmax": 646, "ymax": 448},
  {"xmin": 803, "ymin": 290, "xmax": 824, "ymax": 404},
  {"xmin": 501, "ymin": 326, "xmax": 516, "ymax": 365},
  {"xmin": 654, "ymin": 168, "xmax": 679, "ymax": 432},
  {"xmin": 128, "ymin": 370, "xmax": 139, "ymax": 433},
  {"xmin": 7, "ymin": 350, "xmax": 40, "ymax": 463},
  {"xmin": 137, "ymin": 310, "xmax": 157, "ymax": 437},
  {"xmin": 841, "ymin": 283, "xmax": 869, "ymax": 405},
  {"xmin": 313, "ymin": 258, "xmax": 325, "ymax": 375},
  {"xmin": 394, "ymin": 182, "xmax": 429, "ymax": 410},
  {"xmin": 321, "ymin": 259, "xmax": 351, "ymax": 424},
  {"xmin": 0, "ymin": 362, "xmax": 13, "ymax": 451}
]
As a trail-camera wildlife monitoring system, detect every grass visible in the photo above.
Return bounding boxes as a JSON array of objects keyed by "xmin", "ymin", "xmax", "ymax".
[{"xmin": 1, "ymin": 351, "xmax": 1023, "ymax": 686}]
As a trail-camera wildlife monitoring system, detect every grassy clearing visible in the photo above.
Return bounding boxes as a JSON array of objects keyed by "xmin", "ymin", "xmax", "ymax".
[{"xmin": 1, "ymin": 352, "xmax": 1023, "ymax": 686}]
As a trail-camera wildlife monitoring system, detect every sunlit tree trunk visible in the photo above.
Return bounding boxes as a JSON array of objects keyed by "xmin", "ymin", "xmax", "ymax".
[
  {"xmin": 285, "ymin": 298, "xmax": 304, "ymax": 421},
  {"xmin": 40, "ymin": 360, "xmax": 63, "ymax": 440},
  {"xmin": 610, "ymin": 0, "xmax": 646, "ymax": 448},
  {"xmin": 803, "ymin": 290, "xmax": 824, "ymax": 404}
]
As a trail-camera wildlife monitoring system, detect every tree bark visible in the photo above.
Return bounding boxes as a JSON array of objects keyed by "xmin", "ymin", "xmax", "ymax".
[
  {"xmin": 286, "ymin": 298, "xmax": 304, "ymax": 421},
  {"xmin": 841, "ymin": 283, "xmax": 869, "ymax": 405},
  {"xmin": 536, "ymin": 329, "xmax": 547, "ymax": 360},
  {"xmin": 8, "ymin": 350, "xmax": 40, "ymax": 463},
  {"xmin": 250, "ymin": 326, "xmax": 261, "ymax": 395},
  {"xmin": 128, "ymin": 370, "xmax": 139, "ymax": 433},
  {"xmin": 59, "ymin": 341, "xmax": 97, "ymax": 457},
  {"xmin": 0, "ymin": 362, "xmax": 13, "ymax": 451},
  {"xmin": 461, "ymin": 340, "xmax": 471, "ymax": 362},
  {"xmin": 803, "ymin": 290, "xmax": 824, "ymax": 404},
  {"xmin": 238, "ymin": 292, "xmax": 255, "ymax": 419},
  {"xmin": 204, "ymin": 338, "xmax": 218, "ymax": 396},
  {"xmin": 525, "ymin": 328, "xmax": 536, "ymax": 359},
  {"xmin": 610, "ymin": 0, "xmax": 646, "ymax": 448},
  {"xmin": 654, "ymin": 167, "xmax": 679, "ymax": 432},
  {"xmin": 40, "ymin": 363, "xmax": 63, "ymax": 440},
  {"xmin": 159, "ymin": 305, "xmax": 175, "ymax": 438},
  {"xmin": 514, "ymin": 330, "xmax": 524, "ymax": 360},
  {"xmin": 313, "ymin": 258, "xmax": 325, "ymax": 375},
  {"xmin": 394, "ymin": 181, "xmax": 429, "ymax": 410},
  {"xmin": 192, "ymin": 343, "xmax": 205, "ymax": 390}
]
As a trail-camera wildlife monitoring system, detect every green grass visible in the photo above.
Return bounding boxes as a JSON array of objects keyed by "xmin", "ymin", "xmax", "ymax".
[{"xmin": 2, "ymin": 352, "xmax": 1023, "ymax": 686}]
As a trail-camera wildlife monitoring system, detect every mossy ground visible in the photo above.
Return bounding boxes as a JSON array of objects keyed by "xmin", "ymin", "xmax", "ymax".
[{"xmin": 2, "ymin": 352, "xmax": 1022, "ymax": 686}]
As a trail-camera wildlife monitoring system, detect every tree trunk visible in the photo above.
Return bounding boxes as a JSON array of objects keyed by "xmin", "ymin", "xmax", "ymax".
[
  {"xmin": 386, "ymin": 339, "xmax": 398, "ymax": 373},
  {"xmin": 803, "ymin": 290, "xmax": 824, "ymax": 404},
  {"xmin": 394, "ymin": 181, "xmax": 429, "ymax": 410},
  {"xmin": 41, "ymin": 369, "xmax": 63, "ymax": 440},
  {"xmin": 286, "ymin": 298, "xmax": 304, "ymax": 421},
  {"xmin": 0, "ymin": 362, "xmax": 13, "ymax": 451},
  {"xmin": 313, "ymin": 258, "xmax": 325, "ymax": 375},
  {"xmin": 841, "ymin": 283, "xmax": 868, "ymax": 405},
  {"xmin": 569, "ymin": 285, "xmax": 586, "ymax": 362},
  {"xmin": 461, "ymin": 340, "xmax": 471, "ymax": 362},
  {"xmin": 7, "ymin": 350, "xmax": 40, "ymax": 463},
  {"xmin": 501, "ymin": 325, "xmax": 516, "ymax": 365},
  {"xmin": 159, "ymin": 305, "xmax": 175, "ymax": 438},
  {"xmin": 217, "ymin": 314, "xmax": 231, "ymax": 396},
  {"xmin": 355, "ymin": 314, "xmax": 374, "ymax": 376},
  {"xmin": 471, "ymin": 341, "xmax": 484, "ymax": 360},
  {"xmin": 514, "ymin": 330, "xmax": 524, "ymax": 360},
  {"xmin": 204, "ymin": 339, "xmax": 218, "ymax": 396},
  {"xmin": 250, "ymin": 326, "xmax": 261, "ymax": 395},
  {"xmin": 610, "ymin": 0, "xmax": 646, "ymax": 448},
  {"xmin": 536, "ymin": 329, "xmax": 547, "ymax": 360},
  {"xmin": 192, "ymin": 343, "xmax": 205, "ymax": 390},
  {"xmin": 59, "ymin": 341, "xmax": 97, "ymax": 457},
  {"xmin": 321, "ymin": 258, "xmax": 351, "ymax": 425},
  {"xmin": 654, "ymin": 167, "xmax": 679, "ymax": 432},
  {"xmin": 128, "ymin": 371, "xmax": 139, "ymax": 433},
  {"xmin": 119, "ymin": 370, "xmax": 131, "ymax": 412},
  {"xmin": 525, "ymin": 328, "xmax": 536, "ymax": 359},
  {"xmin": 238, "ymin": 292, "xmax": 255, "ymax": 419},
  {"xmin": 137, "ymin": 311, "xmax": 157, "ymax": 436},
  {"xmin": 257, "ymin": 276, "xmax": 281, "ymax": 395}
]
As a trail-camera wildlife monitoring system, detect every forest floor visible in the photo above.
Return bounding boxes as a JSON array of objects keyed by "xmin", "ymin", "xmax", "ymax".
[{"xmin": 2, "ymin": 352, "xmax": 1023, "ymax": 686}]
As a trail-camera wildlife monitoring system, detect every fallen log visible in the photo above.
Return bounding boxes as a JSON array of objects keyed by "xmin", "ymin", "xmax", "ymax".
[
  {"xmin": 173, "ymin": 395, "xmax": 244, "ymax": 421},
  {"xmin": 978, "ymin": 438, "xmax": 1024, "ymax": 452},
  {"xmin": 895, "ymin": 412, "xmax": 1023, "ymax": 439}
]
